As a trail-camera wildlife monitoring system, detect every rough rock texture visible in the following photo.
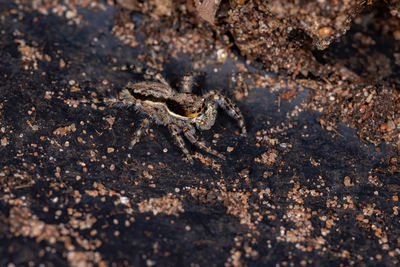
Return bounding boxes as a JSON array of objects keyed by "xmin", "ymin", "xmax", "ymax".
[
  {"xmin": 1, "ymin": 1, "xmax": 400, "ymax": 266},
  {"xmin": 390, "ymin": 0, "xmax": 400, "ymax": 18},
  {"xmin": 226, "ymin": 0, "xmax": 369, "ymax": 75}
]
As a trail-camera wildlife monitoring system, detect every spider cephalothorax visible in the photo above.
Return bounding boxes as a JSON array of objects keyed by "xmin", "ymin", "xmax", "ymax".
[{"xmin": 115, "ymin": 69, "xmax": 246, "ymax": 164}]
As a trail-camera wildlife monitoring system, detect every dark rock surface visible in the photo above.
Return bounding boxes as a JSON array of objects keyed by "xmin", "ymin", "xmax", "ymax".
[{"xmin": 1, "ymin": 1, "xmax": 399, "ymax": 266}]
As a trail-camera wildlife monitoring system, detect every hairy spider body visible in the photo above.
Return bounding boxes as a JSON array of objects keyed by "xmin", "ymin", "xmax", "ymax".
[{"xmin": 117, "ymin": 70, "xmax": 246, "ymax": 164}]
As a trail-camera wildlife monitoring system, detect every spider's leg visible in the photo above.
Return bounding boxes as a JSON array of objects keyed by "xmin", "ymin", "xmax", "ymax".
[
  {"xmin": 180, "ymin": 71, "xmax": 205, "ymax": 93},
  {"xmin": 127, "ymin": 64, "xmax": 143, "ymax": 74},
  {"xmin": 183, "ymin": 124, "xmax": 225, "ymax": 159},
  {"xmin": 118, "ymin": 88, "xmax": 138, "ymax": 106},
  {"xmin": 168, "ymin": 123, "xmax": 194, "ymax": 164},
  {"xmin": 144, "ymin": 68, "xmax": 170, "ymax": 86},
  {"xmin": 103, "ymin": 96, "xmax": 124, "ymax": 107},
  {"xmin": 101, "ymin": 88, "xmax": 137, "ymax": 109},
  {"xmin": 128, "ymin": 64, "xmax": 170, "ymax": 86},
  {"xmin": 129, "ymin": 117, "xmax": 151, "ymax": 148},
  {"xmin": 211, "ymin": 92, "xmax": 247, "ymax": 136}
]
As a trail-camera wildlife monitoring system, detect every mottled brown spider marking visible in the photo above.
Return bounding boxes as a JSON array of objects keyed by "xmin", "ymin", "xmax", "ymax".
[
  {"xmin": 183, "ymin": 124, "xmax": 225, "ymax": 160},
  {"xmin": 112, "ymin": 69, "xmax": 246, "ymax": 164},
  {"xmin": 180, "ymin": 71, "xmax": 204, "ymax": 93},
  {"xmin": 169, "ymin": 123, "xmax": 193, "ymax": 164},
  {"xmin": 129, "ymin": 117, "xmax": 150, "ymax": 148}
]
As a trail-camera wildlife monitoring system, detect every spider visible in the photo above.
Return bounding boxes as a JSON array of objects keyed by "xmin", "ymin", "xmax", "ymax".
[{"xmin": 111, "ymin": 68, "xmax": 246, "ymax": 164}]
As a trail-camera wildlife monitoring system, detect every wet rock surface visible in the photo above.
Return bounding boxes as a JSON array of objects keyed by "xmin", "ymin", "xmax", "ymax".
[{"xmin": 1, "ymin": 1, "xmax": 400, "ymax": 266}]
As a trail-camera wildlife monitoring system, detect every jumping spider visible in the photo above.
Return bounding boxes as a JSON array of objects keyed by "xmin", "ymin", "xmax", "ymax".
[{"xmin": 111, "ymin": 68, "xmax": 246, "ymax": 164}]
